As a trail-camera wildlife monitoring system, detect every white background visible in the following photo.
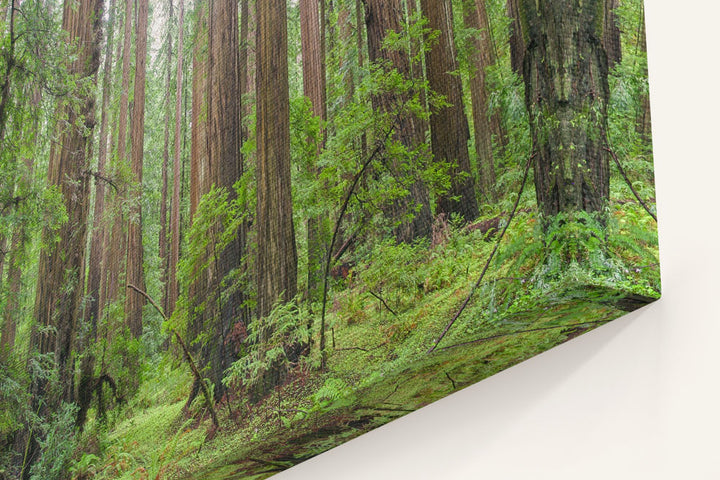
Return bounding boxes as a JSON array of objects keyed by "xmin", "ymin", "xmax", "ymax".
[{"xmin": 277, "ymin": 1, "xmax": 720, "ymax": 478}]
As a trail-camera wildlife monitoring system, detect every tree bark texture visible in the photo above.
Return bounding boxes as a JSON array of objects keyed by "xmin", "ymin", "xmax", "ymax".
[
  {"xmin": 125, "ymin": 0, "xmax": 149, "ymax": 339},
  {"xmin": 206, "ymin": 0, "xmax": 245, "ymax": 400},
  {"xmin": 519, "ymin": 0, "xmax": 610, "ymax": 218},
  {"xmin": 364, "ymin": 0, "xmax": 433, "ymax": 242},
  {"xmin": 168, "ymin": 0, "xmax": 185, "ymax": 316},
  {"xmin": 300, "ymin": 0, "xmax": 328, "ymax": 303},
  {"xmin": 159, "ymin": 0, "xmax": 174, "ymax": 313},
  {"xmin": 420, "ymin": 0, "xmax": 479, "ymax": 223},
  {"xmin": 256, "ymin": 0, "xmax": 297, "ymax": 319},
  {"xmin": 463, "ymin": 0, "xmax": 499, "ymax": 204},
  {"xmin": 255, "ymin": 0, "xmax": 297, "ymax": 394},
  {"xmin": 77, "ymin": 0, "xmax": 116, "ymax": 429},
  {"xmin": 103, "ymin": 0, "xmax": 134, "ymax": 310},
  {"xmin": 32, "ymin": 0, "xmax": 103, "ymax": 408}
]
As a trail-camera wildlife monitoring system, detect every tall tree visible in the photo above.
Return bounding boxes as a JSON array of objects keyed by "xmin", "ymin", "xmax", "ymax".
[
  {"xmin": 604, "ymin": 0, "xmax": 621, "ymax": 68},
  {"xmin": 167, "ymin": 0, "xmax": 185, "ymax": 316},
  {"xmin": 207, "ymin": 0, "xmax": 244, "ymax": 399},
  {"xmin": 421, "ymin": 0, "xmax": 479, "ymax": 222},
  {"xmin": 159, "ymin": 0, "xmax": 174, "ymax": 312},
  {"xmin": 364, "ymin": 0, "xmax": 433, "ymax": 242},
  {"xmin": 103, "ymin": 0, "xmax": 134, "ymax": 310},
  {"xmin": 77, "ymin": 0, "xmax": 117, "ymax": 429},
  {"xmin": 30, "ymin": 0, "xmax": 102, "ymax": 419},
  {"xmin": 463, "ymin": 0, "xmax": 500, "ymax": 203},
  {"xmin": 635, "ymin": 4, "xmax": 651, "ymax": 142},
  {"xmin": 256, "ymin": 0, "xmax": 297, "ymax": 391},
  {"xmin": 518, "ymin": 0, "xmax": 610, "ymax": 218},
  {"xmin": 185, "ymin": 0, "xmax": 245, "ymax": 402},
  {"xmin": 124, "ymin": 0, "xmax": 149, "ymax": 338},
  {"xmin": 300, "ymin": 0, "xmax": 327, "ymax": 302}
]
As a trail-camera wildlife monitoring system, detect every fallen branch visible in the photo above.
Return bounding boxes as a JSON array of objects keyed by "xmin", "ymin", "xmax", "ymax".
[
  {"xmin": 603, "ymin": 147, "xmax": 657, "ymax": 222},
  {"xmin": 445, "ymin": 372, "xmax": 457, "ymax": 390},
  {"xmin": 126, "ymin": 284, "xmax": 219, "ymax": 429},
  {"xmin": 319, "ymin": 113, "xmax": 403, "ymax": 370},
  {"xmin": 428, "ymin": 153, "xmax": 536, "ymax": 353},
  {"xmin": 368, "ymin": 291, "xmax": 398, "ymax": 317}
]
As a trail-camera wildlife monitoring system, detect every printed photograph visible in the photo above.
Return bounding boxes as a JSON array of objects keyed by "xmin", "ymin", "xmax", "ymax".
[{"xmin": 0, "ymin": 0, "xmax": 659, "ymax": 478}]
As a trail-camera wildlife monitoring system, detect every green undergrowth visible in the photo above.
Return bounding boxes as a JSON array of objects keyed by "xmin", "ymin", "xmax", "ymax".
[{"xmin": 80, "ymin": 204, "xmax": 659, "ymax": 479}]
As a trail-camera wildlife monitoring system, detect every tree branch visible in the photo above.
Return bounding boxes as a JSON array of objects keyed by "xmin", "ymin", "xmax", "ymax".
[
  {"xmin": 319, "ymin": 112, "xmax": 402, "ymax": 370},
  {"xmin": 428, "ymin": 153, "xmax": 535, "ymax": 353},
  {"xmin": 125, "ymin": 284, "xmax": 219, "ymax": 429},
  {"xmin": 603, "ymin": 147, "xmax": 657, "ymax": 222},
  {"xmin": 85, "ymin": 169, "xmax": 120, "ymax": 193},
  {"xmin": 368, "ymin": 290, "xmax": 398, "ymax": 317}
]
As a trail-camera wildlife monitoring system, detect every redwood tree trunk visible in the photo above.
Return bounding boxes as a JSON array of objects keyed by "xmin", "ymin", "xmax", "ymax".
[
  {"xmin": 519, "ymin": 0, "xmax": 610, "ymax": 219},
  {"xmin": 300, "ymin": 0, "xmax": 327, "ymax": 302},
  {"xmin": 31, "ymin": 0, "xmax": 102, "ymax": 413},
  {"xmin": 420, "ymin": 0, "xmax": 478, "ymax": 222},
  {"xmin": 168, "ymin": 0, "xmax": 185, "ymax": 316},
  {"xmin": 103, "ymin": 0, "xmax": 134, "ymax": 310},
  {"xmin": 364, "ymin": 0, "xmax": 433, "ymax": 242},
  {"xmin": 256, "ymin": 0, "xmax": 297, "ymax": 394},
  {"xmin": 125, "ymin": 0, "xmax": 149, "ymax": 339},
  {"xmin": 463, "ymin": 0, "xmax": 499, "ymax": 203},
  {"xmin": 206, "ymin": 0, "xmax": 244, "ymax": 400},
  {"xmin": 159, "ymin": 0, "xmax": 174, "ymax": 312},
  {"xmin": 77, "ymin": 0, "xmax": 116, "ymax": 429}
]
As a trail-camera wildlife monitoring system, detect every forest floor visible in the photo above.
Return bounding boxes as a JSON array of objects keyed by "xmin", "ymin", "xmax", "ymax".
[{"xmin": 79, "ymin": 208, "xmax": 660, "ymax": 480}]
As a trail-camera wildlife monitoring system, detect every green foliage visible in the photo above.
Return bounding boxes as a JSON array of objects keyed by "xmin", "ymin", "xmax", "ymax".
[
  {"xmin": 28, "ymin": 402, "xmax": 78, "ymax": 480},
  {"xmin": 223, "ymin": 299, "xmax": 312, "ymax": 391},
  {"xmin": 310, "ymin": 377, "xmax": 356, "ymax": 413}
]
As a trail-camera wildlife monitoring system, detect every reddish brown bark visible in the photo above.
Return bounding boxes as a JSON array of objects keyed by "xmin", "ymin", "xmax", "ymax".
[
  {"xmin": 421, "ymin": 0, "xmax": 479, "ymax": 222},
  {"xmin": 256, "ymin": 0, "xmax": 296, "ymax": 321},
  {"xmin": 159, "ymin": 0, "xmax": 174, "ymax": 312},
  {"xmin": 463, "ymin": 0, "xmax": 499, "ymax": 203},
  {"xmin": 32, "ymin": 0, "xmax": 103, "ymax": 407},
  {"xmin": 300, "ymin": 0, "xmax": 328, "ymax": 302},
  {"xmin": 124, "ymin": 0, "xmax": 149, "ymax": 339},
  {"xmin": 364, "ymin": 0, "xmax": 433, "ymax": 241},
  {"xmin": 77, "ymin": 0, "xmax": 116, "ymax": 429},
  {"xmin": 167, "ymin": 0, "xmax": 185, "ymax": 316}
]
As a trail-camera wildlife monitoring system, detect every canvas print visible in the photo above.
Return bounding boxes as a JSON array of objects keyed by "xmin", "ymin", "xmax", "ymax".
[{"xmin": 0, "ymin": 0, "xmax": 659, "ymax": 478}]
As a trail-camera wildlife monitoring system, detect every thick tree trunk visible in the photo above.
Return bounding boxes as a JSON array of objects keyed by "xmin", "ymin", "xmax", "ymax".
[
  {"xmin": 77, "ymin": 0, "xmax": 116, "ymax": 429},
  {"xmin": 300, "ymin": 0, "xmax": 327, "ymax": 303},
  {"xmin": 124, "ymin": 0, "xmax": 149, "ymax": 339},
  {"xmin": 364, "ymin": 0, "xmax": 433, "ymax": 242},
  {"xmin": 420, "ymin": 0, "xmax": 479, "ymax": 222},
  {"xmin": 240, "ymin": 0, "xmax": 255, "ymax": 154},
  {"xmin": 463, "ymin": 0, "xmax": 499, "ymax": 204},
  {"xmin": 255, "ymin": 0, "xmax": 297, "ymax": 394},
  {"xmin": 206, "ymin": 0, "xmax": 244, "ymax": 401},
  {"xmin": 31, "ymin": 0, "xmax": 102, "ymax": 423},
  {"xmin": 519, "ymin": 0, "xmax": 610, "ymax": 219}
]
